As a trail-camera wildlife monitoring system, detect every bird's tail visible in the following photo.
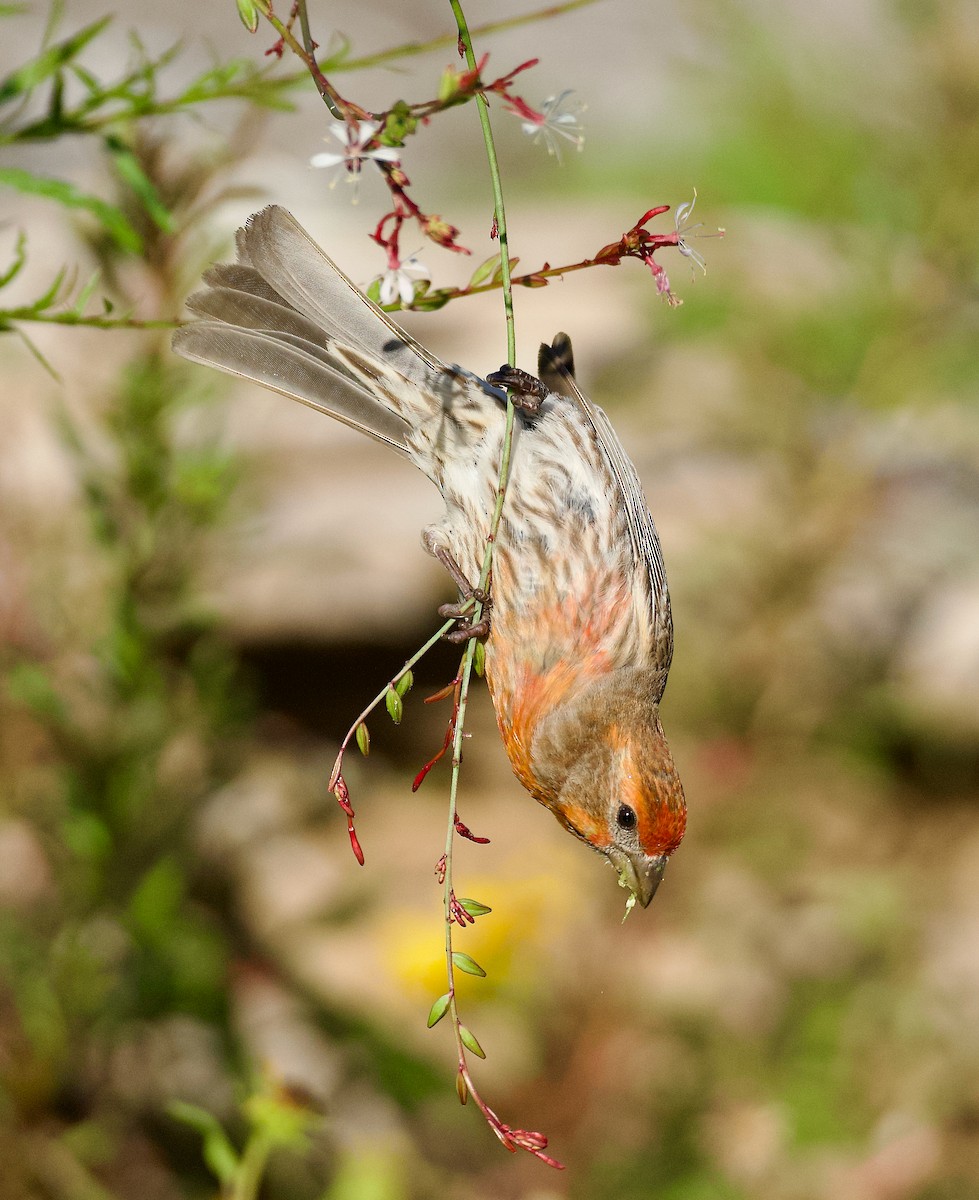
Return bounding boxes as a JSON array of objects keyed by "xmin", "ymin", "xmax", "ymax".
[{"xmin": 172, "ymin": 206, "xmax": 462, "ymax": 461}]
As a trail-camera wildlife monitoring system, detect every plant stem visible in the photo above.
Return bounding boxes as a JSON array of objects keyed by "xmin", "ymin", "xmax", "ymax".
[
  {"xmin": 263, "ymin": 0, "xmax": 363, "ymax": 119},
  {"xmin": 328, "ymin": 615, "xmax": 459, "ymax": 790},
  {"xmin": 230, "ymin": 1134, "xmax": 272, "ymax": 1200},
  {"xmin": 441, "ymin": 0, "xmax": 521, "ymax": 1117},
  {"xmin": 338, "ymin": 0, "xmax": 608, "ymax": 73},
  {"xmin": 3, "ymin": 311, "xmax": 179, "ymax": 329}
]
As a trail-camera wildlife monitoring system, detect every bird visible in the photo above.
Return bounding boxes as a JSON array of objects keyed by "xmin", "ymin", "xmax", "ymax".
[{"xmin": 172, "ymin": 205, "xmax": 685, "ymax": 908}]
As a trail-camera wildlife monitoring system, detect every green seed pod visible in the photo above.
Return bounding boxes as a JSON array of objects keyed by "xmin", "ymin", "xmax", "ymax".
[{"xmin": 355, "ymin": 722, "xmax": 370, "ymax": 756}]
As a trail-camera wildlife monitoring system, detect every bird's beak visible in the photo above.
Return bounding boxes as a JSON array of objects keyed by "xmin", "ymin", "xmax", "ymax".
[{"xmin": 607, "ymin": 848, "xmax": 668, "ymax": 908}]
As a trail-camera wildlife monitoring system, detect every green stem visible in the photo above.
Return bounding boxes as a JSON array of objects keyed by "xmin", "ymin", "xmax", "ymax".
[
  {"xmin": 441, "ymin": 0, "xmax": 520, "ymax": 1088},
  {"xmin": 328, "ymin": 615, "xmax": 459, "ymax": 790},
  {"xmin": 259, "ymin": 0, "xmax": 363, "ymax": 119},
  {"xmin": 2, "ymin": 312, "xmax": 178, "ymax": 330},
  {"xmin": 340, "ymin": 0, "xmax": 607, "ymax": 72},
  {"xmin": 229, "ymin": 1134, "xmax": 272, "ymax": 1200},
  {"xmin": 449, "ymin": 0, "xmax": 515, "ymax": 364}
]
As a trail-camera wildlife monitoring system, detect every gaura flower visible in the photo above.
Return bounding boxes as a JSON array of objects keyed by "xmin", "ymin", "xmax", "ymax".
[
  {"xmin": 508, "ymin": 90, "xmax": 585, "ymax": 159},
  {"xmin": 377, "ymin": 256, "xmax": 430, "ymax": 307},
  {"xmin": 673, "ymin": 190, "xmax": 724, "ymax": 276},
  {"xmin": 310, "ymin": 120, "xmax": 400, "ymax": 192}
]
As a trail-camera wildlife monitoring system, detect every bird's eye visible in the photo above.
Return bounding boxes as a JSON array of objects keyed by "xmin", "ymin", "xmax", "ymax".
[{"xmin": 616, "ymin": 804, "xmax": 637, "ymax": 831}]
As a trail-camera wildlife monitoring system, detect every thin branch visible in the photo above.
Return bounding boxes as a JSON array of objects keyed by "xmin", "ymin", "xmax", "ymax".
[{"xmin": 337, "ymin": 0, "xmax": 608, "ymax": 72}]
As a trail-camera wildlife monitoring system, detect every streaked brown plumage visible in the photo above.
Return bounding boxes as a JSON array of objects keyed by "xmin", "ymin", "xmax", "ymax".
[{"xmin": 172, "ymin": 206, "xmax": 685, "ymax": 907}]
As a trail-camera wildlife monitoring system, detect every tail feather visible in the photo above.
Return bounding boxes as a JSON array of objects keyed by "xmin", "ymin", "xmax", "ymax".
[
  {"xmin": 237, "ymin": 206, "xmax": 444, "ymax": 388},
  {"xmin": 201, "ymin": 262, "xmax": 290, "ymax": 306},
  {"xmin": 172, "ymin": 321, "xmax": 413, "ymax": 455},
  {"xmin": 186, "ymin": 285, "xmax": 335, "ymax": 357},
  {"xmin": 171, "ymin": 205, "xmax": 467, "ymax": 458}
]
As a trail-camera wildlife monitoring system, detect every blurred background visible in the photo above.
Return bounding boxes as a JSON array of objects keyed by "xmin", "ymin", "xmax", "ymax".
[{"xmin": 2, "ymin": 0, "xmax": 979, "ymax": 1196}]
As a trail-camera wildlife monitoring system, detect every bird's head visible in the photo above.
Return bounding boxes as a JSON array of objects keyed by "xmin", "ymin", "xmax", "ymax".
[{"xmin": 532, "ymin": 676, "xmax": 686, "ymax": 908}]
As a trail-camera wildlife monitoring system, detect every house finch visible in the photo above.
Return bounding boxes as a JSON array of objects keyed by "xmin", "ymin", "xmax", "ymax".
[{"xmin": 172, "ymin": 206, "xmax": 685, "ymax": 907}]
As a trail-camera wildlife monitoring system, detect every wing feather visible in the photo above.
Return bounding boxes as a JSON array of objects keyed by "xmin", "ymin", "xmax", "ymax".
[{"xmin": 538, "ymin": 334, "xmax": 673, "ymax": 670}]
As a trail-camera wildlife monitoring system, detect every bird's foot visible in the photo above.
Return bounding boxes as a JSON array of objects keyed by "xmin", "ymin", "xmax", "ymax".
[
  {"xmin": 486, "ymin": 364, "xmax": 548, "ymax": 415},
  {"xmin": 431, "ymin": 544, "xmax": 492, "ymax": 644}
]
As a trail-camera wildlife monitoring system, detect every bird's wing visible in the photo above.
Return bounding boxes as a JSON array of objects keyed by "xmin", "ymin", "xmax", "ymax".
[{"xmin": 538, "ymin": 333, "xmax": 674, "ymax": 674}]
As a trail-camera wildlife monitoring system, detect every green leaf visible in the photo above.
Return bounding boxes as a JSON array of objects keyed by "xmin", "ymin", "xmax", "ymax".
[
  {"xmin": 105, "ymin": 136, "xmax": 174, "ymax": 233},
  {"xmin": 452, "ymin": 951, "xmax": 486, "ymax": 978},
  {"xmin": 0, "ymin": 169, "xmax": 141, "ymax": 252},
  {"xmin": 355, "ymin": 722, "xmax": 370, "ymax": 756},
  {"xmin": 68, "ymin": 269, "xmax": 102, "ymax": 317},
  {"xmin": 468, "ymin": 254, "xmax": 501, "ymax": 289},
  {"xmin": 385, "ymin": 686, "xmax": 403, "ymax": 724},
  {"xmin": 167, "ymin": 1101, "xmax": 239, "ymax": 1185},
  {"xmin": 0, "ymin": 16, "xmax": 111, "ymax": 106},
  {"xmin": 459, "ymin": 1025, "xmax": 486, "ymax": 1059},
  {"xmin": 457, "ymin": 897, "xmax": 492, "ymax": 918},
  {"xmin": 473, "ymin": 640, "xmax": 485, "ymax": 677},
  {"xmin": 410, "ymin": 289, "xmax": 450, "ymax": 312},
  {"xmin": 0, "ymin": 230, "xmax": 26, "ymax": 290},
  {"xmin": 395, "ymin": 668, "xmax": 413, "ymax": 698},
  {"xmin": 426, "ymin": 993, "xmax": 451, "ymax": 1028}
]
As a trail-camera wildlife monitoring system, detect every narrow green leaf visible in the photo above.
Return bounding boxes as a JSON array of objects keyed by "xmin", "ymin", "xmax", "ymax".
[
  {"xmin": 105, "ymin": 136, "xmax": 174, "ymax": 232},
  {"xmin": 0, "ymin": 169, "xmax": 141, "ymax": 252},
  {"xmin": 426, "ymin": 992, "xmax": 451, "ymax": 1028},
  {"xmin": 457, "ymin": 897, "xmax": 492, "ymax": 918},
  {"xmin": 385, "ymin": 686, "xmax": 402, "ymax": 724},
  {"xmin": 0, "ymin": 230, "xmax": 27, "ymax": 289},
  {"xmin": 68, "ymin": 269, "xmax": 102, "ymax": 317},
  {"xmin": 355, "ymin": 722, "xmax": 370, "ymax": 756},
  {"xmin": 395, "ymin": 668, "xmax": 413, "ymax": 698},
  {"xmin": 26, "ymin": 265, "xmax": 68, "ymax": 313},
  {"xmin": 473, "ymin": 640, "xmax": 485, "ymax": 677},
  {"xmin": 468, "ymin": 253, "xmax": 501, "ymax": 289},
  {"xmin": 459, "ymin": 1026, "xmax": 486, "ymax": 1059},
  {"xmin": 167, "ymin": 1101, "xmax": 239, "ymax": 1185},
  {"xmin": 0, "ymin": 16, "xmax": 111, "ymax": 106},
  {"xmin": 452, "ymin": 951, "xmax": 486, "ymax": 978},
  {"xmin": 410, "ymin": 289, "xmax": 450, "ymax": 312},
  {"xmin": 11, "ymin": 327, "xmax": 60, "ymax": 380}
]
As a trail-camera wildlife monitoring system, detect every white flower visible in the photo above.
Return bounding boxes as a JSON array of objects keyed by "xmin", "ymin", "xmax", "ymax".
[
  {"xmin": 377, "ymin": 256, "xmax": 429, "ymax": 307},
  {"xmin": 518, "ymin": 91, "xmax": 585, "ymax": 160},
  {"xmin": 310, "ymin": 120, "xmax": 400, "ymax": 190}
]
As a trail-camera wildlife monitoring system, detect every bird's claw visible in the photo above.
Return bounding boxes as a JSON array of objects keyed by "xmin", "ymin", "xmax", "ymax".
[
  {"xmin": 430, "ymin": 544, "xmax": 492, "ymax": 643},
  {"xmin": 438, "ymin": 599, "xmax": 491, "ymax": 644},
  {"xmin": 486, "ymin": 364, "xmax": 549, "ymax": 414}
]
